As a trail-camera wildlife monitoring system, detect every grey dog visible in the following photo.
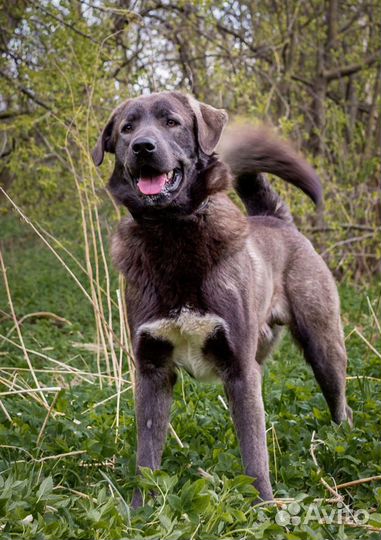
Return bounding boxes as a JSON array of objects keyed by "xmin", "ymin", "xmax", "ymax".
[{"xmin": 93, "ymin": 91, "xmax": 352, "ymax": 506}]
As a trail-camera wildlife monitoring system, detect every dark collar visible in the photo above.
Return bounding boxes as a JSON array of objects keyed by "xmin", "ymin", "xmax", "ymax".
[{"xmin": 132, "ymin": 197, "xmax": 210, "ymax": 224}]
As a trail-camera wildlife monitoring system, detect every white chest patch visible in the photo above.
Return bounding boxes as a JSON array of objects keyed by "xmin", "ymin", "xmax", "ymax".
[{"xmin": 137, "ymin": 309, "xmax": 228, "ymax": 382}]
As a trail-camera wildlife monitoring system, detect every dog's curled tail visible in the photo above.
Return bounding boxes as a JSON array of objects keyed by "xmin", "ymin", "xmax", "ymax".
[{"xmin": 219, "ymin": 124, "xmax": 323, "ymax": 223}]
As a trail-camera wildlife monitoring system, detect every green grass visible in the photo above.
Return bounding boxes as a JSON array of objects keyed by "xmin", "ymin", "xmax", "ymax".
[{"xmin": 0, "ymin": 213, "xmax": 380, "ymax": 539}]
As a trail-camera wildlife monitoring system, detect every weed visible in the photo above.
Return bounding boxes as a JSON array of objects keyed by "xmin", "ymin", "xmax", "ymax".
[{"xmin": 0, "ymin": 209, "xmax": 380, "ymax": 539}]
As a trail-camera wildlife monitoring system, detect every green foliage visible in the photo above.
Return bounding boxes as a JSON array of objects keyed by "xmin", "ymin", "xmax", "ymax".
[
  {"xmin": 1, "ymin": 1, "xmax": 380, "ymax": 277},
  {"xmin": 0, "ymin": 218, "xmax": 380, "ymax": 538}
]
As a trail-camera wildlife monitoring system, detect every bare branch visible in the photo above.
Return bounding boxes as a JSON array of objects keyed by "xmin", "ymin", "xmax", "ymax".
[
  {"xmin": 0, "ymin": 69, "xmax": 53, "ymax": 112},
  {"xmin": 323, "ymin": 50, "xmax": 381, "ymax": 81}
]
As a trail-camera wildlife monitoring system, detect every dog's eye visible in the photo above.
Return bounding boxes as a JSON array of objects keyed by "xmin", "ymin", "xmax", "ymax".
[
  {"xmin": 121, "ymin": 123, "xmax": 133, "ymax": 133},
  {"xmin": 166, "ymin": 119, "xmax": 178, "ymax": 127}
]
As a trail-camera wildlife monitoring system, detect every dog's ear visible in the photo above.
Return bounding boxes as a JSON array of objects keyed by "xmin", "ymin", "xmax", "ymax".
[
  {"xmin": 92, "ymin": 105, "xmax": 124, "ymax": 166},
  {"xmin": 188, "ymin": 97, "xmax": 228, "ymax": 155}
]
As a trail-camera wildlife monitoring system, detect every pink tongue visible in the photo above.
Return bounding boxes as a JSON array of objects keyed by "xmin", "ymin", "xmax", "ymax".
[{"xmin": 137, "ymin": 174, "xmax": 167, "ymax": 195}]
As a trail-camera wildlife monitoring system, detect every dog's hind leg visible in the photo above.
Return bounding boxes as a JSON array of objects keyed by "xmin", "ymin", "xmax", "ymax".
[
  {"xmin": 223, "ymin": 361, "xmax": 274, "ymax": 500},
  {"xmin": 204, "ymin": 328, "xmax": 274, "ymax": 501},
  {"xmin": 290, "ymin": 316, "xmax": 352, "ymax": 425},
  {"xmin": 287, "ymin": 257, "xmax": 352, "ymax": 425}
]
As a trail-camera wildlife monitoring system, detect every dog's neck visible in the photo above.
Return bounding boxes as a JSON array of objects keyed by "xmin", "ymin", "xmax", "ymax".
[{"xmin": 133, "ymin": 196, "xmax": 210, "ymax": 224}]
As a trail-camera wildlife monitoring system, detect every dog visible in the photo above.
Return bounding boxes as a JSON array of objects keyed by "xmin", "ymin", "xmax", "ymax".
[{"xmin": 92, "ymin": 92, "xmax": 352, "ymax": 506}]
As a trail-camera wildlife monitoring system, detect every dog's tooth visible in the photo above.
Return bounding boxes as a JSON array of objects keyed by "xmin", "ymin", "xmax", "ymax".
[{"xmin": 167, "ymin": 170, "xmax": 174, "ymax": 180}]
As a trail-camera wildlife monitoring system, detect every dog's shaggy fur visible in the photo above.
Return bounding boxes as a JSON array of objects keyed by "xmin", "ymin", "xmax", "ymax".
[{"xmin": 93, "ymin": 92, "xmax": 352, "ymax": 506}]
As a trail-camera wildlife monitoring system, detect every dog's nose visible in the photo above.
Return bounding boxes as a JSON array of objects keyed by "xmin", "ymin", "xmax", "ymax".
[{"xmin": 132, "ymin": 137, "xmax": 157, "ymax": 155}]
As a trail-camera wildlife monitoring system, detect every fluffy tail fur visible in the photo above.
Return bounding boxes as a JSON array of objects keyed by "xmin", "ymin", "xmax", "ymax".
[{"xmin": 219, "ymin": 124, "xmax": 323, "ymax": 222}]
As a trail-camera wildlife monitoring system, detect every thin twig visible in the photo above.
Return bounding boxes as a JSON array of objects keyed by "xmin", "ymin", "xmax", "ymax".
[
  {"xmin": 353, "ymin": 327, "xmax": 381, "ymax": 359},
  {"xmin": 321, "ymin": 232, "xmax": 377, "ymax": 256},
  {"xmin": 81, "ymin": 387, "xmax": 131, "ymax": 414},
  {"xmin": 0, "ymin": 387, "xmax": 61, "ymax": 397},
  {"xmin": 0, "ymin": 188, "xmax": 134, "ymax": 364},
  {"xmin": 0, "ymin": 333, "xmax": 95, "ymax": 384},
  {"xmin": 0, "ymin": 400, "xmax": 12, "ymax": 422},
  {"xmin": 169, "ymin": 424, "xmax": 184, "ymax": 448},
  {"xmin": 305, "ymin": 224, "xmax": 381, "ymax": 233},
  {"xmin": 36, "ymin": 390, "xmax": 61, "ymax": 446},
  {"xmin": 115, "ymin": 289, "xmax": 126, "ymax": 440},
  {"xmin": 310, "ymin": 431, "xmax": 343, "ymax": 502},
  {"xmin": 0, "ymin": 366, "xmax": 130, "ymax": 383},
  {"xmin": 53, "ymin": 485, "xmax": 97, "ymax": 502},
  {"xmin": 2, "ymin": 311, "xmax": 72, "ymax": 345},
  {"xmin": 346, "ymin": 375, "xmax": 381, "ymax": 382},
  {"xmin": 0, "ymin": 250, "xmax": 49, "ymax": 408},
  {"xmin": 336, "ymin": 475, "xmax": 381, "ymax": 490},
  {"xmin": 218, "ymin": 394, "xmax": 229, "ymax": 410},
  {"xmin": 367, "ymin": 296, "xmax": 381, "ymax": 335},
  {"xmin": 36, "ymin": 450, "xmax": 86, "ymax": 463}
]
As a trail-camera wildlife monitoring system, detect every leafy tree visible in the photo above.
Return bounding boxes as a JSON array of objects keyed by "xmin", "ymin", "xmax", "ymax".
[{"xmin": 1, "ymin": 0, "xmax": 380, "ymax": 277}]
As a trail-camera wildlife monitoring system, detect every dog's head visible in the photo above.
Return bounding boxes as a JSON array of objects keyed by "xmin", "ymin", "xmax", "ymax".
[{"xmin": 92, "ymin": 92, "xmax": 228, "ymax": 217}]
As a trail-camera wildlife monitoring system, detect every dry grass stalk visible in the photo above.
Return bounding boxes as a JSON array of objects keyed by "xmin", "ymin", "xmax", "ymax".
[
  {"xmin": 0, "ymin": 188, "xmax": 94, "ymax": 305},
  {"xmin": 310, "ymin": 431, "xmax": 343, "ymax": 503},
  {"xmin": 169, "ymin": 424, "xmax": 184, "ymax": 448},
  {"xmin": 218, "ymin": 394, "xmax": 229, "ymax": 410},
  {"xmin": 65, "ymin": 123, "xmax": 119, "ymax": 387},
  {"xmin": 36, "ymin": 220, "xmax": 119, "ymax": 310},
  {"xmin": 0, "ymin": 366, "xmax": 130, "ymax": 384},
  {"xmin": 36, "ymin": 389, "xmax": 61, "ymax": 446},
  {"xmin": 346, "ymin": 375, "xmax": 381, "ymax": 382},
  {"xmin": 306, "ymin": 434, "xmax": 378, "ymax": 533},
  {"xmin": 53, "ymin": 485, "xmax": 97, "ymax": 502},
  {"xmin": 119, "ymin": 275, "xmax": 135, "ymax": 388},
  {"xmin": 353, "ymin": 327, "xmax": 381, "ymax": 359},
  {"xmin": 0, "ymin": 249, "xmax": 49, "ymax": 409},
  {"xmin": 0, "ymin": 400, "xmax": 12, "ymax": 422},
  {"xmin": 115, "ymin": 288, "xmax": 126, "ymax": 440},
  {"xmin": 1, "ymin": 189, "xmax": 135, "ymax": 387},
  {"xmin": 0, "ymin": 373, "xmax": 49, "ymax": 408},
  {"xmin": 35, "ymin": 449, "xmax": 86, "ymax": 462},
  {"xmin": 1, "ymin": 334, "xmax": 95, "ymax": 384},
  {"xmin": 81, "ymin": 386, "xmax": 131, "ymax": 414},
  {"xmin": 335, "ymin": 475, "xmax": 381, "ymax": 490},
  {"xmin": 1, "ymin": 311, "xmax": 72, "ymax": 346},
  {"xmin": 269, "ymin": 422, "xmax": 281, "ymax": 483},
  {"xmin": 0, "ymin": 446, "xmax": 86, "ymax": 465},
  {"xmin": 67, "ymin": 155, "xmax": 111, "ymax": 382},
  {"xmin": 367, "ymin": 296, "xmax": 381, "ymax": 334},
  {"xmin": 0, "ymin": 387, "xmax": 62, "ymax": 397},
  {"xmin": 1, "ymin": 449, "xmax": 86, "ymax": 467}
]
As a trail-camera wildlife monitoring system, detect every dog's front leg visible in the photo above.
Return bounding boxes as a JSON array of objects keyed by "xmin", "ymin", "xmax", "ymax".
[
  {"xmin": 223, "ymin": 362, "xmax": 273, "ymax": 502},
  {"xmin": 132, "ymin": 334, "xmax": 175, "ymax": 507}
]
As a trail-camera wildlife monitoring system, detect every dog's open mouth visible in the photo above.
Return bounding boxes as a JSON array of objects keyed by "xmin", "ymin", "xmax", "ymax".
[{"xmin": 136, "ymin": 166, "xmax": 182, "ymax": 196}]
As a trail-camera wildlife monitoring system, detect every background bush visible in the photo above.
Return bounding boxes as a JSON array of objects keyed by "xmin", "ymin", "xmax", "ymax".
[{"xmin": 1, "ymin": 0, "xmax": 380, "ymax": 279}]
